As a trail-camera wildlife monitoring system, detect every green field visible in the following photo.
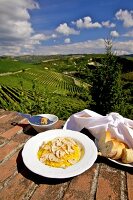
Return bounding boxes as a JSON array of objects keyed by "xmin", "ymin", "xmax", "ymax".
[
  {"xmin": 0, "ymin": 54, "xmax": 133, "ymax": 119},
  {"xmin": 0, "ymin": 56, "xmax": 92, "ymax": 119},
  {"xmin": 0, "ymin": 58, "xmax": 36, "ymax": 73}
]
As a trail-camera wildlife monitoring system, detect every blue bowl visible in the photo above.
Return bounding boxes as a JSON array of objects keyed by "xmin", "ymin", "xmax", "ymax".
[{"xmin": 28, "ymin": 114, "xmax": 58, "ymax": 132}]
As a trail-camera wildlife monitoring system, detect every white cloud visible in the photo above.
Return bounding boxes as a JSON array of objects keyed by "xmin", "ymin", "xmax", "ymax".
[
  {"xmin": 123, "ymin": 30, "xmax": 133, "ymax": 37},
  {"xmin": 110, "ymin": 30, "xmax": 119, "ymax": 37},
  {"xmin": 32, "ymin": 39, "xmax": 105, "ymax": 55},
  {"xmin": 1, "ymin": 37, "xmax": 133, "ymax": 56},
  {"xmin": 51, "ymin": 34, "xmax": 57, "ymax": 38},
  {"xmin": 0, "ymin": 2, "xmax": 132, "ymax": 56},
  {"xmin": 113, "ymin": 40, "xmax": 133, "ymax": 55},
  {"xmin": 115, "ymin": 9, "xmax": 133, "ymax": 27},
  {"xmin": 0, "ymin": 0, "xmax": 55, "ymax": 55},
  {"xmin": 64, "ymin": 38, "xmax": 71, "ymax": 43},
  {"xmin": 30, "ymin": 39, "xmax": 133, "ymax": 56},
  {"xmin": 30, "ymin": 33, "xmax": 54, "ymax": 45},
  {"xmin": 102, "ymin": 21, "xmax": 116, "ymax": 28},
  {"xmin": 114, "ymin": 50, "xmax": 130, "ymax": 55},
  {"xmin": 56, "ymin": 23, "xmax": 79, "ymax": 35},
  {"xmin": 73, "ymin": 16, "xmax": 102, "ymax": 29},
  {"xmin": 0, "ymin": 0, "xmax": 39, "ymax": 41}
]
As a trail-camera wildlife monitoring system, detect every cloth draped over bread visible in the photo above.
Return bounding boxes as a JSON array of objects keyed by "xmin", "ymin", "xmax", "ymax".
[{"xmin": 63, "ymin": 109, "xmax": 133, "ymax": 149}]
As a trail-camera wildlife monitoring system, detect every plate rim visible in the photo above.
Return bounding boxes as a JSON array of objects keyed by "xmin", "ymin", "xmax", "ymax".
[{"xmin": 22, "ymin": 129, "xmax": 98, "ymax": 178}]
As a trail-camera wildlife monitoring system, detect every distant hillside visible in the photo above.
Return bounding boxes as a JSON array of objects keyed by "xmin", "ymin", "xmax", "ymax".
[
  {"xmin": 1, "ymin": 53, "xmax": 133, "ymax": 73},
  {"xmin": 0, "ymin": 58, "xmax": 35, "ymax": 73},
  {"xmin": 124, "ymin": 54, "xmax": 133, "ymax": 57},
  {"xmin": 120, "ymin": 54, "xmax": 133, "ymax": 61}
]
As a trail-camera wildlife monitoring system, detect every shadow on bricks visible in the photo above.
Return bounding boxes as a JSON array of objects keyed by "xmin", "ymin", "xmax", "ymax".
[
  {"xmin": 96, "ymin": 155, "xmax": 133, "ymax": 175},
  {"xmin": 12, "ymin": 121, "xmax": 38, "ymax": 136},
  {"xmin": 16, "ymin": 149, "xmax": 73, "ymax": 185}
]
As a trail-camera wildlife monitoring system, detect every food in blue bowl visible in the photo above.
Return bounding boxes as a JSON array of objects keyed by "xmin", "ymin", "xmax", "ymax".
[{"xmin": 28, "ymin": 114, "xmax": 58, "ymax": 132}]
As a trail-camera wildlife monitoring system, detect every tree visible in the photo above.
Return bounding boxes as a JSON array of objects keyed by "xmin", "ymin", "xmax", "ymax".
[{"xmin": 90, "ymin": 39, "xmax": 125, "ymax": 115}]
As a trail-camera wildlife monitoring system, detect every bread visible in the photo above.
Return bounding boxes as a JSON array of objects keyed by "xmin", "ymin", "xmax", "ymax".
[
  {"xmin": 41, "ymin": 117, "xmax": 48, "ymax": 125},
  {"xmin": 98, "ymin": 131, "xmax": 116, "ymax": 158},
  {"xmin": 121, "ymin": 148, "xmax": 133, "ymax": 164},
  {"xmin": 111, "ymin": 141, "xmax": 126, "ymax": 160},
  {"xmin": 98, "ymin": 130, "xmax": 111, "ymax": 148},
  {"xmin": 98, "ymin": 139, "xmax": 117, "ymax": 158},
  {"xmin": 98, "ymin": 130, "xmax": 133, "ymax": 163}
]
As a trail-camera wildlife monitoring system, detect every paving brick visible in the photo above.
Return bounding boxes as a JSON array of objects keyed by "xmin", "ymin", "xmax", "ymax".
[
  {"xmin": 19, "ymin": 118, "xmax": 29, "ymax": 125},
  {"xmin": 13, "ymin": 133, "xmax": 30, "ymax": 144},
  {"xmin": 0, "ymin": 109, "xmax": 5, "ymax": 115},
  {"xmin": 0, "ymin": 113, "xmax": 22, "ymax": 135},
  {"xmin": 54, "ymin": 120, "xmax": 64, "ymax": 129},
  {"xmin": 0, "ymin": 140, "xmax": 19, "ymax": 162},
  {"xmin": 63, "ymin": 165, "xmax": 97, "ymax": 200},
  {"xmin": 0, "ymin": 127, "xmax": 6, "ymax": 135},
  {"xmin": 0, "ymin": 173, "xmax": 33, "ymax": 200},
  {"xmin": 30, "ymin": 184, "xmax": 48, "ymax": 200},
  {"xmin": 1, "ymin": 126, "xmax": 23, "ymax": 140},
  {"xmin": 0, "ymin": 110, "xmax": 10, "ymax": 116},
  {"xmin": 0, "ymin": 136, "xmax": 9, "ymax": 147},
  {"xmin": 0, "ymin": 109, "xmax": 131, "ymax": 200},
  {"xmin": 0, "ymin": 152, "xmax": 18, "ymax": 182},
  {"xmin": 31, "ymin": 183, "xmax": 69, "ymax": 200},
  {"xmin": 127, "ymin": 173, "xmax": 133, "ymax": 200},
  {"xmin": 96, "ymin": 164, "xmax": 121, "ymax": 200},
  {"xmin": 0, "ymin": 112, "xmax": 16, "ymax": 123}
]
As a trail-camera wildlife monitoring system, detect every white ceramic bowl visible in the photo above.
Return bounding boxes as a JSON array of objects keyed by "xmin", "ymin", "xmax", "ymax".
[{"xmin": 28, "ymin": 114, "xmax": 58, "ymax": 133}]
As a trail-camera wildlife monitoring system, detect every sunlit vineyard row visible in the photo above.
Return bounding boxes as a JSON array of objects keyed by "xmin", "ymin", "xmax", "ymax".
[
  {"xmin": 0, "ymin": 68, "xmax": 83, "ymax": 94},
  {"xmin": 0, "ymin": 67, "xmax": 86, "ymax": 111}
]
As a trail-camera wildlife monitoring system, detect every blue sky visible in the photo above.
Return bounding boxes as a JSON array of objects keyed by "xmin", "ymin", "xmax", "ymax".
[{"xmin": 0, "ymin": 0, "xmax": 133, "ymax": 55}]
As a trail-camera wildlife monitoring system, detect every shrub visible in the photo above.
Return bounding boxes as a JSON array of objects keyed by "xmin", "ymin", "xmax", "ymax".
[{"xmin": 90, "ymin": 40, "xmax": 126, "ymax": 115}]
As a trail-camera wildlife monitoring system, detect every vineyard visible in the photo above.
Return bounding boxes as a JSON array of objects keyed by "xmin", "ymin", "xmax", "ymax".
[
  {"xmin": 0, "ymin": 68, "xmax": 84, "ymax": 93},
  {"xmin": 1, "ymin": 54, "xmax": 132, "ymax": 119},
  {"xmin": 0, "ymin": 59, "xmax": 89, "ymax": 118}
]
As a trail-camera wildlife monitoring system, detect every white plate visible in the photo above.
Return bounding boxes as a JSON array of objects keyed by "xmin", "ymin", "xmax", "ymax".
[
  {"xmin": 108, "ymin": 158, "xmax": 133, "ymax": 167},
  {"xmin": 22, "ymin": 129, "xmax": 97, "ymax": 179},
  {"xmin": 95, "ymin": 139, "xmax": 133, "ymax": 168}
]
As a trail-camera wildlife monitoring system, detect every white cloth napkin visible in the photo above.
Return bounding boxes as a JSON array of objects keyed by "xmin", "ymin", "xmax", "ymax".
[{"xmin": 63, "ymin": 109, "xmax": 133, "ymax": 148}]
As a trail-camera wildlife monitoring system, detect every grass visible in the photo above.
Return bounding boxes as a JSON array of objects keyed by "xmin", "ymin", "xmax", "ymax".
[
  {"xmin": 0, "ymin": 58, "xmax": 35, "ymax": 73},
  {"xmin": 122, "ymin": 72, "xmax": 133, "ymax": 81}
]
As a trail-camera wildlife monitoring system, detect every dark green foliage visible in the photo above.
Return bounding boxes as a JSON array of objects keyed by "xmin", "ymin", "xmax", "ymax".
[
  {"xmin": 0, "ymin": 83, "xmax": 89, "ymax": 120},
  {"xmin": 117, "ymin": 57, "xmax": 133, "ymax": 73},
  {"xmin": 90, "ymin": 40, "xmax": 125, "ymax": 115}
]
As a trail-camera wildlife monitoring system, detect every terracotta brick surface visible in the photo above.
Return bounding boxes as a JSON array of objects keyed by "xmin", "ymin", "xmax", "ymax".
[
  {"xmin": 30, "ymin": 185, "xmax": 48, "ymax": 200},
  {"xmin": 0, "ymin": 109, "xmax": 5, "ymax": 114},
  {"xmin": 12, "ymin": 133, "xmax": 31, "ymax": 143},
  {"xmin": 63, "ymin": 165, "xmax": 97, "ymax": 200},
  {"xmin": 127, "ymin": 173, "xmax": 133, "ymax": 200},
  {"xmin": 1, "ymin": 125, "xmax": 23, "ymax": 139},
  {"xmin": 0, "ymin": 173, "xmax": 33, "ymax": 200},
  {"xmin": 54, "ymin": 120, "xmax": 64, "ymax": 129},
  {"xmin": 96, "ymin": 164, "xmax": 121, "ymax": 200},
  {"xmin": 0, "ymin": 136, "xmax": 9, "ymax": 147},
  {"xmin": 0, "ymin": 110, "xmax": 132, "ymax": 200},
  {"xmin": 0, "ymin": 111, "xmax": 24, "ymax": 135},
  {"xmin": 0, "ymin": 112, "xmax": 17, "ymax": 123},
  {"xmin": 31, "ymin": 183, "xmax": 69, "ymax": 200},
  {"xmin": 0, "ymin": 152, "xmax": 18, "ymax": 182},
  {"xmin": 0, "ymin": 140, "xmax": 19, "ymax": 162},
  {"xmin": 19, "ymin": 118, "xmax": 29, "ymax": 124},
  {"xmin": 0, "ymin": 127, "xmax": 6, "ymax": 134}
]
